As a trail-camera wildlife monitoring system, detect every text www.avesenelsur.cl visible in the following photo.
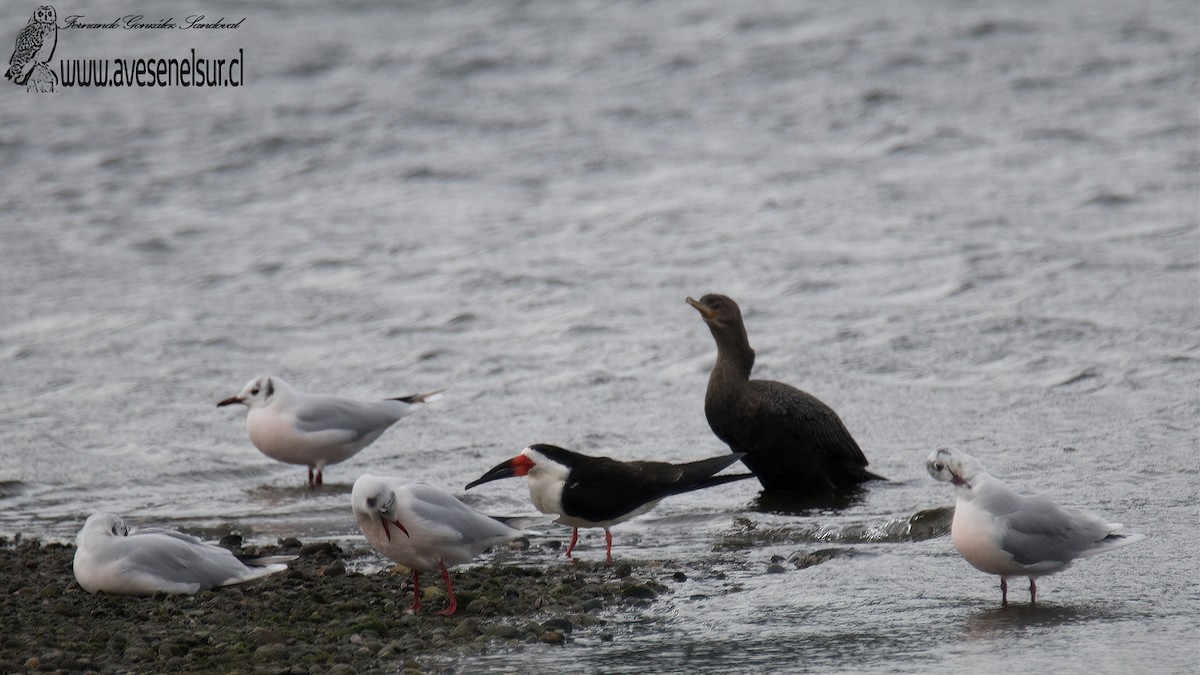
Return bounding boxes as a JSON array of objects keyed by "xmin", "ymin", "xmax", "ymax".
[{"xmin": 59, "ymin": 48, "xmax": 243, "ymax": 87}]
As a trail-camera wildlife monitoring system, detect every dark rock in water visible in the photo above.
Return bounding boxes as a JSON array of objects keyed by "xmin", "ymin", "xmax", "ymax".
[
  {"xmin": 788, "ymin": 547, "xmax": 858, "ymax": 570},
  {"xmin": 620, "ymin": 583, "xmax": 658, "ymax": 600},
  {"xmin": 671, "ymin": 571, "xmax": 688, "ymax": 582},
  {"xmin": 907, "ymin": 507, "xmax": 954, "ymax": 540},
  {"xmin": 542, "ymin": 618, "xmax": 574, "ymax": 634},
  {"xmin": 766, "ymin": 563, "xmax": 787, "ymax": 574},
  {"xmin": 218, "ymin": 534, "xmax": 243, "ymax": 549},
  {"xmin": 484, "ymin": 624, "xmax": 522, "ymax": 640}
]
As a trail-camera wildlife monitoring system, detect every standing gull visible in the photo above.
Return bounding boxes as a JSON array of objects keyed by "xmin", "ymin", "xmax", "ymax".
[
  {"xmin": 466, "ymin": 444, "xmax": 753, "ymax": 562},
  {"xmin": 73, "ymin": 512, "xmax": 295, "ymax": 596},
  {"xmin": 351, "ymin": 475, "xmax": 540, "ymax": 616},
  {"xmin": 218, "ymin": 375, "xmax": 441, "ymax": 486},
  {"xmin": 686, "ymin": 294, "xmax": 884, "ymax": 492},
  {"xmin": 926, "ymin": 447, "xmax": 1145, "ymax": 606}
]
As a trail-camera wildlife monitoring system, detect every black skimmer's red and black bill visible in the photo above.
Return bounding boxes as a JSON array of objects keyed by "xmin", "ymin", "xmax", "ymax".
[
  {"xmin": 351, "ymin": 475, "xmax": 541, "ymax": 616},
  {"xmin": 465, "ymin": 444, "xmax": 754, "ymax": 563},
  {"xmin": 217, "ymin": 375, "xmax": 442, "ymax": 487},
  {"xmin": 686, "ymin": 294, "xmax": 886, "ymax": 493}
]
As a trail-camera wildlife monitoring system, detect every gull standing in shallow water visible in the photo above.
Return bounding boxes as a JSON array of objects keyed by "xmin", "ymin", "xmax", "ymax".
[
  {"xmin": 351, "ymin": 475, "xmax": 542, "ymax": 616},
  {"xmin": 926, "ymin": 447, "xmax": 1145, "ymax": 606},
  {"xmin": 218, "ymin": 375, "xmax": 441, "ymax": 486},
  {"xmin": 73, "ymin": 512, "xmax": 295, "ymax": 596}
]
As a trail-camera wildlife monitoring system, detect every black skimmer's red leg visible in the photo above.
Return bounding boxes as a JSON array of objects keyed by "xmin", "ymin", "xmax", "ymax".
[
  {"xmin": 466, "ymin": 444, "xmax": 753, "ymax": 562},
  {"xmin": 1029, "ymin": 578, "xmax": 1037, "ymax": 606},
  {"xmin": 1000, "ymin": 577, "xmax": 1008, "ymax": 607},
  {"xmin": 565, "ymin": 527, "xmax": 580, "ymax": 559}
]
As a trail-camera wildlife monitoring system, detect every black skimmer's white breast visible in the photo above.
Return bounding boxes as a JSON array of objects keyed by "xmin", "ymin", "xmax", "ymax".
[{"xmin": 466, "ymin": 444, "xmax": 753, "ymax": 562}]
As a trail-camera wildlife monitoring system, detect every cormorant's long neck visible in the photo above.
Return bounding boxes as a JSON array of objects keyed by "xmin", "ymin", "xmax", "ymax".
[{"xmin": 710, "ymin": 323, "xmax": 755, "ymax": 382}]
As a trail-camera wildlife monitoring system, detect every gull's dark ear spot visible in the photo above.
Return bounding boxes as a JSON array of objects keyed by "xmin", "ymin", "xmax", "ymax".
[{"xmin": 265, "ymin": 378, "xmax": 274, "ymax": 399}]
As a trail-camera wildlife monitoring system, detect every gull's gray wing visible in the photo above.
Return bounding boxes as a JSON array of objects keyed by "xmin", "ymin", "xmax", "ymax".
[
  {"xmin": 120, "ymin": 531, "xmax": 280, "ymax": 590},
  {"xmin": 292, "ymin": 395, "xmax": 401, "ymax": 440},
  {"xmin": 404, "ymin": 483, "xmax": 521, "ymax": 545},
  {"xmin": 997, "ymin": 493, "xmax": 1113, "ymax": 567}
]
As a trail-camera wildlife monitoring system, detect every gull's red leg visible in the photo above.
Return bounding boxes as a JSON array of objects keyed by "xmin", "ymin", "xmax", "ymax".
[
  {"xmin": 437, "ymin": 562, "xmax": 457, "ymax": 616},
  {"xmin": 604, "ymin": 528, "xmax": 613, "ymax": 564},
  {"xmin": 411, "ymin": 569, "xmax": 421, "ymax": 613}
]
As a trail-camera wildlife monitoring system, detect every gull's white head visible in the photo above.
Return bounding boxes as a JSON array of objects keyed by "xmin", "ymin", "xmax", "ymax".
[
  {"xmin": 216, "ymin": 375, "xmax": 283, "ymax": 409},
  {"xmin": 926, "ymin": 447, "xmax": 987, "ymax": 488},
  {"xmin": 77, "ymin": 512, "xmax": 130, "ymax": 547},
  {"xmin": 351, "ymin": 475, "xmax": 409, "ymax": 542}
]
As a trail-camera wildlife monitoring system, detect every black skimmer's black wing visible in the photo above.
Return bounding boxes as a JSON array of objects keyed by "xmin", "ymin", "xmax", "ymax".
[{"xmin": 558, "ymin": 451, "xmax": 752, "ymax": 523}]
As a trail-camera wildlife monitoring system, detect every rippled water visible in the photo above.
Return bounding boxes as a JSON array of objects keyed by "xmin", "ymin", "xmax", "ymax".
[{"xmin": 1, "ymin": 0, "xmax": 1197, "ymax": 672}]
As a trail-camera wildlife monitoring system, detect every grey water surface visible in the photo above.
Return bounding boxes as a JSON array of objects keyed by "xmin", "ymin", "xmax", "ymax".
[{"xmin": 1, "ymin": 0, "xmax": 1197, "ymax": 672}]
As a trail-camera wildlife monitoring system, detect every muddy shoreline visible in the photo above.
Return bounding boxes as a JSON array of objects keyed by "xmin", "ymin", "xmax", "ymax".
[{"xmin": 1, "ymin": 536, "xmax": 674, "ymax": 674}]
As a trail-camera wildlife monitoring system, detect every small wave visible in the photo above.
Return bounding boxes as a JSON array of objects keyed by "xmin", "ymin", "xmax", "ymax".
[
  {"xmin": 1082, "ymin": 192, "xmax": 1137, "ymax": 207},
  {"xmin": 0, "ymin": 480, "xmax": 28, "ymax": 500},
  {"xmin": 715, "ymin": 507, "xmax": 952, "ymax": 550}
]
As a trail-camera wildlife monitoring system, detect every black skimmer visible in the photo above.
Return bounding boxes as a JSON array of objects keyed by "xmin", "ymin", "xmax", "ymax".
[
  {"xmin": 686, "ymin": 294, "xmax": 885, "ymax": 492},
  {"xmin": 217, "ymin": 375, "xmax": 441, "ymax": 486},
  {"xmin": 465, "ymin": 444, "xmax": 753, "ymax": 562}
]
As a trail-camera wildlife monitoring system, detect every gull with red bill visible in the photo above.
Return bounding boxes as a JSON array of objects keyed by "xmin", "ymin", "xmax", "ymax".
[
  {"xmin": 466, "ymin": 444, "xmax": 754, "ymax": 563},
  {"xmin": 217, "ymin": 375, "xmax": 441, "ymax": 487},
  {"xmin": 351, "ymin": 474, "xmax": 543, "ymax": 616}
]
